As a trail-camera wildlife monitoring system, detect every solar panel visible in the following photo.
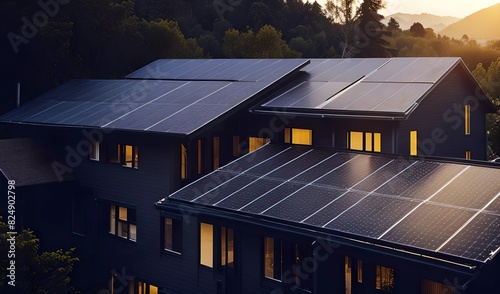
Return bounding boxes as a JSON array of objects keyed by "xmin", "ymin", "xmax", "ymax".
[
  {"xmin": 325, "ymin": 195, "xmax": 419, "ymax": 238},
  {"xmin": 165, "ymin": 144, "xmax": 500, "ymax": 264},
  {"xmin": 127, "ymin": 59, "xmax": 308, "ymax": 82},
  {"xmin": 169, "ymin": 170, "xmax": 238, "ymax": 202},
  {"xmin": 381, "ymin": 204, "xmax": 475, "ymax": 251},
  {"xmin": 430, "ymin": 167, "xmax": 500, "ymax": 209},
  {"xmin": 439, "ymin": 212, "xmax": 500, "ymax": 262}
]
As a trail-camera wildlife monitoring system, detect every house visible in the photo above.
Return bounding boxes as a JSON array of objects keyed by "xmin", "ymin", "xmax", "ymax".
[{"xmin": 0, "ymin": 57, "xmax": 499, "ymax": 294}]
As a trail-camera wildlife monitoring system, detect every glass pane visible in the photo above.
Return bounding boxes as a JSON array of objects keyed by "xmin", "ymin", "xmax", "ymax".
[
  {"xmin": 357, "ymin": 259, "xmax": 363, "ymax": 283},
  {"xmin": 350, "ymin": 132, "xmax": 363, "ymax": 151},
  {"xmin": 232, "ymin": 136, "xmax": 240, "ymax": 157},
  {"xmin": 108, "ymin": 143, "xmax": 120, "ymax": 163},
  {"xmin": 410, "ymin": 131, "xmax": 418, "ymax": 156},
  {"xmin": 465, "ymin": 104, "xmax": 470, "ymax": 135},
  {"xmin": 374, "ymin": 133, "xmax": 381, "ymax": 152},
  {"xmin": 264, "ymin": 237, "xmax": 274, "ymax": 279},
  {"xmin": 227, "ymin": 228, "xmax": 234, "ymax": 268},
  {"xmin": 365, "ymin": 133, "xmax": 373, "ymax": 152},
  {"xmin": 134, "ymin": 146, "xmax": 139, "ymax": 168},
  {"xmin": 118, "ymin": 221, "xmax": 128, "ymax": 239},
  {"xmin": 292, "ymin": 128, "xmax": 312, "ymax": 145},
  {"xmin": 200, "ymin": 223, "xmax": 214, "ymax": 267},
  {"xmin": 109, "ymin": 205, "xmax": 116, "ymax": 234},
  {"xmin": 119, "ymin": 206, "xmax": 127, "ymax": 221},
  {"xmin": 181, "ymin": 144, "xmax": 188, "ymax": 179},
  {"xmin": 164, "ymin": 218, "xmax": 173, "ymax": 250},
  {"xmin": 284, "ymin": 128, "xmax": 291, "ymax": 144},
  {"xmin": 124, "ymin": 145, "xmax": 133, "ymax": 167},
  {"xmin": 149, "ymin": 285, "xmax": 158, "ymax": 294},
  {"xmin": 221, "ymin": 227, "xmax": 227, "ymax": 266},
  {"xmin": 129, "ymin": 224, "xmax": 136, "ymax": 241},
  {"xmin": 345, "ymin": 256, "xmax": 352, "ymax": 294},
  {"xmin": 197, "ymin": 140, "xmax": 203, "ymax": 175},
  {"xmin": 90, "ymin": 142, "xmax": 99, "ymax": 160}
]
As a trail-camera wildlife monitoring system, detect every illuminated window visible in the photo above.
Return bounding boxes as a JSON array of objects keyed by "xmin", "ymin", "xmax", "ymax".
[
  {"xmin": 249, "ymin": 137, "xmax": 270, "ymax": 153},
  {"xmin": 181, "ymin": 144, "xmax": 188, "ymax": 180},
  {"xmin": 349, "ymin": 132, "xmax": 364, "ymax": 151},
  {"xmin": 220, "ymin": 227, "xmax": 234, "ymax": 269},
  {"xmin": 421, "ymin": 279, "xmax": 455, "ymax": 294},
  {"xmin": 357, "ymin": 259, "xmax": 363, "ymax": 283},
  {"xmin": 465, "ymin": 104, "xmax": 470, "ymax": 135},
  {"xmin": 410, "ymin": 131, "xmax": 418, "ymax": 156},
  {"xmin": 107, "ymin": 144, "xmax": 138, "ymax": 168},
  {"xmin": 233, "ymin": 136, "xmax": 240, "ymax": 157},
  {"xmin": 90, "ymin": 142, "xmax": 99, "ymax": 161},
  {"xmin": 197, "ymin": 140, "xmax": 203, "ymax": 175},
  {"xmin": 345, "ymin": 257, "xmax": 352, "ymax": 293},
  {"xmin": 284, "ymin": 128, "xmax": 313, "ymax": 145},
  {"xmin": 109, "ymin": 205, "xmax": 136, "ymax": 242},
  {"xmin": 264, "ymin": 237, "xmax": 281, "ymax": 280},
  {"xmin": 376, "ymin": 265, "xmax": 394, "ymax": 292},
  {"xmin": 164, "ymin": 218, "xmax": 182, "ymax": 254},
  {"xmin": 200, "ymin": 222, "xmax": 214, "ymax": 268},
  {"xmin": 138, "ymin": 282, "xmax": 158, "ymax": 294},
  {"xmin": 348, "ymin": 131, "xmax": 381, "ymax": 152},
  {"xmin": 466, "ymin": 150, "xmax": 471, "ymax": 160},
  {"xmin": 213, "ymin": 137, "xmax": 220, "ymax": 170}
]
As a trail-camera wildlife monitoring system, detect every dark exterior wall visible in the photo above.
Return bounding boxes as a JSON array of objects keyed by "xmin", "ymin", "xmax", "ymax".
[{"xmin": 398, "ymin": 66, "xmax": 490, "ymax": 160}]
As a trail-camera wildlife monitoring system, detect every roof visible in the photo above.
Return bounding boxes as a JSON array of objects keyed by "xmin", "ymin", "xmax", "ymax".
[
  {"xmin": 254, "ymin": 57, "xmax": 496, "ymax": 119},
  {"xmin": 0, "ymin": 138, "xmax": 73, "ymax": 186},
  {"xmin": 161, "ymin": 144, "xmax": 500, "ymax": 269},
  {"xmin": 0, "ymin": 59, "xmax": 308, "ymax": 136}
]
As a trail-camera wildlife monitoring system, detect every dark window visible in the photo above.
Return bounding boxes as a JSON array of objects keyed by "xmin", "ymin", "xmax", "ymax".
[
  {"xmin": 108, "ymin": 204, "xmax": 136, "ymax": 242},
  {"xmin": 164, "ymin": 218, "xmax": 182, "ymax": 254}
]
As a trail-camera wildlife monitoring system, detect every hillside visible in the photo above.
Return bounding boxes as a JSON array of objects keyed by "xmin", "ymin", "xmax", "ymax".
[
  {"xmin": 383, "ymin": 13, "xmax": 460, "ymax": 31},
  {"xmin": 439, "ymin": 3, "xmax": 500, "ymax": 40}
]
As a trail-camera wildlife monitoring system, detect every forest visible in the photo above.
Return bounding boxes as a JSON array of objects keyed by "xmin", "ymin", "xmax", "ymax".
[{"xmin": 1, "ymin": 0, "xmax": 500, "ymax": 154}]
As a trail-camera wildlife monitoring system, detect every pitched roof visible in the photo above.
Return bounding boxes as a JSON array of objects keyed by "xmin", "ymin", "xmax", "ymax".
[
  {"xmin": 0, "ymin": 59, "xmax": 308, "ymax": 136},
  {"xmin": 255, "ymin": 57, "xmax": 496, "ymax": 119},
  {"xmin": 161, "ymin": 144, "xmax": 500, "ymax": 269},
  {"xmin": 0, "ymin": 138, "xmax": 73, "ymax": 186}
]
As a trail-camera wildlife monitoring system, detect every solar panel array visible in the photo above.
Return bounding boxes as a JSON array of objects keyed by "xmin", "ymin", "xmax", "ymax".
[
  {"xmin": 0, "ymin": 59, "xmax": 308, "ymax": 135},
  {"xmin": 167, "ymin": 144, "xmax": 500, "ymax": 264},
  {"xmin": 261, "ymin": 58, "xmax": 460, "ymax": 118}
]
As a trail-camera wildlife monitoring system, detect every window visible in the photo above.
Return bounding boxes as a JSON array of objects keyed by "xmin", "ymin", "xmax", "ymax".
[
  {"xmin": 249, "ymin": 137, "xmax": 270, "ymax": 153},
  {"xmin": 357, "ymin": 259, "xmax": 363, "ymax": 283},
  {"xmin": 213, "ymin": 137, "xmax": 220, "ymax": 170},
  {"xmin": 466, "ymin": 150, "xmax": 471, "ymax": 160},
  {"xmin": 233, "ymin": 136, "xmax": 240, "ymax": 157},
  {"xmin": 376, "ymin": 265, "xmax": 394, "ymax": 292},
  {"xmin": 348, "ymin": 131, "xmax": 381, "ymax": 152},
  {"xmin": 72, "ymin": 194, "xmax": 85, "ymax": 236},
  {"xmin": 264, "ymin": 237, "xmax": 281, "ymax": 281},
  {"xmin": 410, "ymin": 131, "xmax": 418, "ymax": 156},
  {"xmin": 421, "ymin": 279, "xmax": 455, "ymax": 294},
  {"xmin": 465, "ymin": 104, "xmax": 470, "ymax": 135},
  {"xmin": 293, "ymin": 243, "xmax": 312, "ymax": 291},
  {"xmin": 106, "ymin": 143, "xmax": 138, "ymax": 168},
  {"xmin": 164, "ymin": 218, "xmax": 182, "ymax": 254},
  {"xmin": 109, "ymin": 205, "xmax": 136, "ymax": 242},
  {"xmin": 220, "ymin": 227, "xmax": 234, "ymax": 269},
  {"xmin": 90, "ymin": 142, "xmax": 99, "ymax": 161},
  {"xmin": 284, "ymin": 128, "xmax": 313, "ymax": 145},
  {"xmin": 197, "ymin": 139, "xmax": 203, "ymax": 175},
  {"xmin": 138, "ymin": 282, "xmax": 158, "ymax": 294},
  {"xmin": 181, "ymin": 144, "xmax": 188, "ymax": 180},
  {"xmin": 200, "ymin": 222, "xmax": 214, "ymax": 268},
  {"xmin": 345, "ymin": 256, "xmax": 352, "ymax": 294}
]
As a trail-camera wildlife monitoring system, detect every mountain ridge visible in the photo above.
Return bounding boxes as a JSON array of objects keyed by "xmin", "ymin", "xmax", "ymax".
[
  {"xmin": 439, "ymin": 3, "xmax": 500, "ymax": 40},
  {"xmin": 383, "ymin": 12, "xmax": 460, "ymax": 32}
]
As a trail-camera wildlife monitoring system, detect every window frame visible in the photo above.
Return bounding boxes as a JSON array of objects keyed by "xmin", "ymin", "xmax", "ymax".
[
  {"xmin": 180, "ymin": 143, "xmax": 188, "ymax": 180},
  {"xmin": 284, "ymin": 128, "xmax": 313, "ymax": 145},
  {"xmin": 108, "ymin": 204, "xmax": 137, "ymax": 242},
  {"xmin": 200, "ymin": 222, "xmax": 214, "ymax": 268},
  {"xmin": 376, "ymin": 264, "xmax": 395, "ymax": 293},
  {"xmin": 465, "ymin": 104, "xmax": 471, "ymax": 135},
  {"xmin": 249, "ymin": 137, "xmax": 270, "ymax": 153},
  {"xmin": 348, "ymin": 131, "xmax": 382, "ymax": 153},
  {"xmin": 89, "ymin": 141, "xmax": 100, "ymax": 161},
  {"xmin": 410, "ymin": 130, "xmax": 418, "ymax": 156},
  {"xmin": 163, "ymin": 217, "xmax": 182, "ymax": 255}
]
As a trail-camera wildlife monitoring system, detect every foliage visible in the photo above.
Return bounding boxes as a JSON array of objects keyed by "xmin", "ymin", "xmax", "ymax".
[
  {"xmin": 409, "ymin": 22, "xmax": 426, "ymax": 38},
  {"xmin": 387, "ymin": 17, "xmax": 400, "ymax": 31},
  {"xmin": 0, "ymin": 221, "xmax": 79, "ymax": 293},
  {"xmin": 355, "ymin": 0, "xmax": 395, "ymax": 57}
]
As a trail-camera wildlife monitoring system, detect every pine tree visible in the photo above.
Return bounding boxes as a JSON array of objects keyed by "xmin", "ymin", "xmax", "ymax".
[{"xmin": 355, "ymin": 0, "xmax": 395, "ymax": 57}]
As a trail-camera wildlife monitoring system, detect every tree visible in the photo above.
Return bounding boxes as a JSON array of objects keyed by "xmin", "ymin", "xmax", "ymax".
[
  {"xmin": 325, "ymin": 0, "xmax": 361, "ymax": 58},
  {"xmin": 355, "ymin": 0, "xmax": 395, "ymax": 57},
  {"xmin": 0, "ymin": 221, "xmax": 78, "ymax": 292},
  {"xmin": 409, "ymin": 22, "xmax": 426, "ymax": 38},
  {"xmin": 387, "ymin": 17, "xmax": 400, "ymax": 31}
]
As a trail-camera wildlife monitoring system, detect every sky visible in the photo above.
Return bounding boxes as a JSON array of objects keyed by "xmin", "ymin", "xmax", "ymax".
[{"xmin": 315, "ymin": 0, "xmax": 500, "ymax": 18}]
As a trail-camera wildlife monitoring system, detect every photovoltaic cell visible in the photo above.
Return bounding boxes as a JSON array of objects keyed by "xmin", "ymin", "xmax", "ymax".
[
  {"xmin": 292, "ymin": 153, "xmax": 357, "ymax": 184},
  {"xmin": 303, "ymin": 191, "xmax": 367, "ymax": 227},
  {"xmin": 439, "ymin": 213, "xmax": 500, "ymax": 262},
  {"xmin": 193, "ymin": 175, "xmax": 258, "ymax": 205},
  {"xmin": 430, "ymin": 167, "xmax": 500, "ymax": 209},
  {"xmin": 266, "ymin": 149, "xmax": 332, "ymax": 180},
  {"xmin": 240, "ymin": 182, "xmax": 306, "ymax": 214},
  {"xmin": 314, "ymin": 155, "xmax": 391, "ymax": 190},
  {"xmin": 352, "ymin": 159, "xmax": 413, "ymax": 193},
  {"xmin": 216, "ymin": 179, "xmax": 283, "ymax": 210},
  {"xmin": 244, "ymin": 147, "xmax": 310, "ymax": 177},
  {"xmin": 381, "ymin": 204, "xmax": 475, "ymax": 251},
  {"xmin": 169, "ymin": 171, "xmax": 238, "ymax": 202},
  {"xmin": 221, "ymin": 145, "xmax": 288, "ymax": 174},
  {"xmin": 264, "ymin": 185, "xmax": 345, "ymax": 222},
  {"xmin": 325, "ymin": 195, "xmax": 419, "ymax": 238}
]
